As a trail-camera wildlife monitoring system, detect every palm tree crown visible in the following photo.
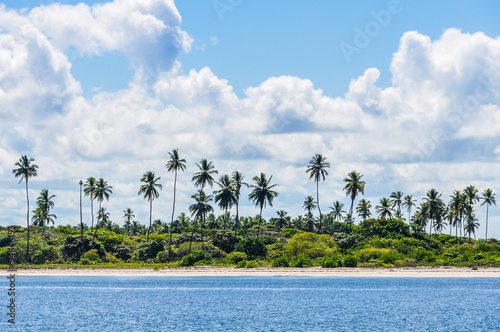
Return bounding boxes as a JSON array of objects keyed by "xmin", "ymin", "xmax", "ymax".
[
  {"xmin": 248, "ymin": 173, "xmax": 279, "ymax": 245},
  {"xmin": 306, "ymin": 154, "xmax": 330, "ymax": 221},
  {"xmin": 356, "ymin": 199, "xmax": 372, "ymax": 221},
  {"xmin": 481, "ymin": 188, "xmax": 496, "ymax": 240},
  {"xmin": 376, "ymin": 197, "xmax": 393, "ymax": 220},
  {"xmin": 138, "ymin": 171, "xmax": 162, "ymax": 242},
  {"xmin": 192, "ymin": 159, "xmax": 218, "ymax": 190}
]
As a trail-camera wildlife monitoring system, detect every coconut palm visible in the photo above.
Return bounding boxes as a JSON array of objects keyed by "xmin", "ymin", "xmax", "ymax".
[
  {"xmin": 138, "ymin": 171, "xmax": 162, "ymax": 242},
  {"xmin": 276, "ymin": 210, "xmax": 289, "ymax": 229},
  {"xmin": 12, "ymin": 155, "xmax": 38, "ymax": 263},
  {"xmin": 214, "ymin": 174, "xmax": 237, "ymax": 257},
  {"xmin": 356, "ymin": 199, "xmax": 372, "ymax": 221},
  {"xmin": 231, "ymin": 171, "xmax": 249, "ymax": 243},
  {"xmin": 464, "ymin": 214, "xmax": 480, "ymax": 243},
  {"xmin": 35, "ymin": 189, "xmax": 56, "ymax": 235},
  {"xmin": 424, "ymin": 189, "xmax": 442, "ymax": 236},
  {"xmin": 303, "ymin": 195, "xmax": 317, "ymax": 232},
  {"xmin": 480, "ymin": 188, "xmax": 496, "ymax": 240},
  {"xmin": 166, "ymin": 148, "xmax": 186, "ymax": 260},
  {"xmin": 402, "ymin": 195, "xmax": 417, "ymax": 223},
  {"xmin": 389, "ymin": 191, "xmax": 404, "ymax": 219},
  {"xmin": 92, "ymin": 178, "xmax": 113, "ymax": 242},
  {"xmin": 97, "ymin": 207, "xmax": 110, "ymax": 229},
  {"xmin": 122, "ymin": 208, "xmax": 135, "ymax": 235},
  {"xmin": 306, "ymin": 154, "xmax": 330, "ymax": 230},
  {"xmin": 343, "ymin": 171, "xmax": 365, "ymax": 230},
  {"xmin": 376, "ymin": 197, "xmax": 393, "ymax": 221},
  {"xmin": 248, "ymin": 173, "xmax": 279, "ymax": 244},
  {"xmin": 83, "ymin": 177, "xmax": 97, "ymax": 231},
  {"xmin": 192, "ymin": 159, "xmax": 218, "ymax": 242},
  {"xmin": 32, "ymin": 206, "xmax": 56, "ymax": 235},
  {"xmin": 188, "ymin": 190, "xmax": 214, "ymax": 253},
  {"xmin": 330, "ymin": 201, "xmax": 346, "ymax": 222}
]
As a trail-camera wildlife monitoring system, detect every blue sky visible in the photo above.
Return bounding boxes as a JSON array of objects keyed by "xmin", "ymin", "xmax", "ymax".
[{"xmin": 1, "ymin": 0, "xmax": 500, "ymax": 239}]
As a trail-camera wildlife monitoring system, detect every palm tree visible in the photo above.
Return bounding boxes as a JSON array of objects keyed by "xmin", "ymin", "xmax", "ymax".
[
  {"xmin": 188, "ymin": 190, "xmax": 214, "ymax": 253},
  {"xmin": 138, "ymin": 171, "xmax": 162, "ymax": 242},
  {"xmin": 35, "ymin": 189, "xmax": 56, "ymax": 235},
  {"xmin": 97, "ymin": 207, "xmax": 110, "ymax": 229},
  {"xmin": 376, "ymin": 197, "xmax": 393, "ymax": 221},
  {"xmin": 93, "ymin": 178, "xmax": 113, "ymax": 242},
  {"xmin": 166, "ymin": 148, "xmax": 186, "ymax": 260},
  {"xmin": 12, "ymin": 155, "xmax": 38, "ymax": 263},
  {"xmin": 276, "ymin": 210, "xmax": 289, "ymax": 229},
  {"xmin": 231, "ymin": 171, "xmax": 248, "ymax": 243},
  {"xmin": 343, "ymin": 171, "xmax": 365, "ymax": 230},
  {"xmin": 480, "ymin": 188, "xmax": 496, "ymax": 240},
  {"xmin": 424, "ymin": 189, "xmax": 443, "ymax": 237},
  {"xmin": 303, "ymin": 195, "xmax": 317, "ymax": 232},
  {"xmin": 248, "ymin": 173, "xmax": 279, "ymax": 246},
  {"xmin": 214, "ymin": 174, "xmax": 237, "ymax": 258},
  {"xmin": 330, "ymin": 201, "xmax": 346, "ymax": 222},
  {"xmin": 32, "ymin": 206, "xmax": 56, "ymax": 235},
  {"xmin": 83, "ymin": 177, "xmax": 97, "ymax": 231},
  {"xmin": 464, "ymin": 214, "xmax": 479, "ymax": 243},
  {"xmin": 389, "ymin": 191, "xmax": 404, "ymax": 219},
  {"xmin": 449, "ymin": 190, "xmax": 466, "ymax": 241},
  {"xmin": 122, "ymin": 208, "xmax": 135, "ymax": 235},
  {"xmin": 356, "ymin": 199, "xmax": 372, "ymax": 221},
  {"xmin": 192, "ymin": 159, "xmax": 218, "ymax": 242},
  {"xmin": 306, "ymin": 154, "xmax": 330, "ymax": 231},
  {"xmin": 402, "ymin": 195, "xmax": 417, "ymax": 223}
]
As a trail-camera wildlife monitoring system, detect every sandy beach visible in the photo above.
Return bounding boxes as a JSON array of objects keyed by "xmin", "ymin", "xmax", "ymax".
[{"xmin": 5, "ymin": 266, "xmax": 500, "ymax": 277}]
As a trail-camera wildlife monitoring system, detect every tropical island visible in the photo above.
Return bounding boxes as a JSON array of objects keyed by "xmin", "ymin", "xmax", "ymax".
[{"xmin": 2, "ymin": 152, "xmax": 499, "ymax": 271}]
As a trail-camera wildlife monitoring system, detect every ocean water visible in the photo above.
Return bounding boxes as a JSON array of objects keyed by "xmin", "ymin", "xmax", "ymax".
[{"xmin": 2, "ymin": 276, "xmax": 499, "ymax": 331}]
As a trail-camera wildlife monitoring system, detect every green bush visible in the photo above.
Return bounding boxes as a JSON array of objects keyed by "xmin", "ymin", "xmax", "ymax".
[
  {"xmin": 321, "ymin": 255, "xmax": 341, "ymax": 268},
  {"xmin": 342, "ymin": 255, "xmax": 358, "ymax": 267},
  {"xmin": 272, "ymin": 256, "xmax": 289, "ymax": 267},
  {"xmin": 83, "ymin": 249, "xmax": 102, "ymax": 263},
  {"xmin": 194, "ymin": 259, "xmax": 212, "ymax": 266},
  {"xmin": 113, "ymin": 244, "xmax": 133, "ymax": 262},
  {"xmin": 284, "ymin": 232, "xmax": 338, "ymax": 259},
  {"xmin": 235, "ymin": 237, "xmax": 267, "ymax": 258},
  {"xmin": 178, "ymin": 250, "xmax": 212, "ymax": 266},
  {"xmin": 283, "ymin": 228, "xmax": 303, "ymax": 238},
  {"xmin": 104, "ymin": 253, "xmax": 120, "ymax": 263},
  {"xmin": 289, "ymin": 255, "xmax": 313, "ymax": 268},
  {"xmin": 78, "ymin": 258, "xmax": 92, "ymax": 265},
  {"xmin": 225, "ymin": 251, "xmax": 247, "ymax": 264},
  {"xmin": 243, "ymin": 260, "xmax": 261, "ymax": 268},
  {"xmin": 134, "ymin": 241, "xmax": 164, "ymax": 261},
  {"xmin": 156, "ymin": 251, "xmax": 169, "ymax": 263}
]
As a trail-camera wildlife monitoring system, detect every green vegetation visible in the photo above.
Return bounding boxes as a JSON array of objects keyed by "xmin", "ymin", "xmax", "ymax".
[{"xmin": 6, "ymin": 153, "xmax": 499, "ymax": 269}]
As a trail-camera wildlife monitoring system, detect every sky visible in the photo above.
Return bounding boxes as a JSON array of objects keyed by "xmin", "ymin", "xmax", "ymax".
[{"xmin": 1, "ymin": 0, "xmax": 500, "ymax": 239}]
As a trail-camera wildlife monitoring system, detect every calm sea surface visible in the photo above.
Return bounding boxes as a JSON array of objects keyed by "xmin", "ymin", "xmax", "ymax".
[{"xmin": 2, "ymin": 276, "xmax": 499, "ymax": 331}]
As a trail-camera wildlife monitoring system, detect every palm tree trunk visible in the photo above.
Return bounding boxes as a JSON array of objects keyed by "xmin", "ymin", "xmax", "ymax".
[
  {"xmin": 219, "ymin": 209, "xmax": 228, "ymax": 258},
  {"xmin": 316, "ymin": 181, "xmax": 322, "ymax": 233},
  {"xmin": 25, "ymin": 179, "xmax": 30, "ymax": 263},
  {"xmin": 147, "ymin": 199, "xmax": 152, "ymax": 242},
  {"xmin": 90, "ymin": 199, "xmax": 94, "ymax": 231},
  {"xmin": 168, "ymin": 171, "xmax": 177, "ymax": 261},
  {"xmin": 93, "ymin": 202, "xmax": 101, "ymax": 245},
  {"xmin": 254, "ymin": 206, "xmax": 263, "ymax": 259},
  {"xmin": 234, "ymin": 201, "xmax": 239, "ymax": 245},
  {"xmin": 485, "ymin": 204, "xmax": 489, "ymax": 240},
  {"xmin": 189, "ymin": 218, "xmax": 197, "ymax": 254}
]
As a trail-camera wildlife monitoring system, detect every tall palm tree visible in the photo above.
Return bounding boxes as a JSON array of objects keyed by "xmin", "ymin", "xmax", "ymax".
[
  {"xmin": 83, "ymin": 177, "xmax": 97, "ymax": 231},
  {"xmin": 166, "ymin": 148, "xmax": 186, "ymax": 260},
  {"xmin": 343, "ymin": 171, "xmax": 365, "ymax": 230},
  {"xmin": 402, "ymin": 195, "xmax": 417, "ymax": 223},
  {"xmin": 214, "ymin": 174, "xmax": 237, "ymax": 258},
  {"xmin": 376, "ymin": 197, "xmax": 393, "ymax": 221},
  {"xmin": 424, "ymin": 189, "xmax": 445, "ymax": 237},
  {"xmin": 248, "ymin": 173, "xmax": 279, "ymax": 245},
  {"xmin": 480, "ymin": 188, "xmax": 496, "ymax": 240},
  {"xmin": 276, "ymin": 210, "xmax": 289, "ymax": 229},
  {"xmin": 330, "ymin": 201, "xmax": 346, "ymax": 222},
  {"xmin": 356, "ymin": 199, "xmax": 372, "ymax": 221},
  {"xmin": 138, "ymin": 171, "xmax": 162, "ymax": 242},
  {"xmin": 303, "ymin": 195, "xmax": 317, "ymax": 232},
  {"xmin": 188, "ymin": 190, "xmax": 214, "ymax": 253},
  {"xmin": 192, "ymin": 159, "xmax": 218, "ymax": 242},
  {"xmin": 13, "ymin": 155, "xmax": 38, "ymax": 263},
  {"xmin": 306, "ymin": 154, "xmax": 330, "ymax": 231},
  {"xmin": 122, "ymin": 208, "xmax": 135, "ymax": 235},
  {"xmin": 93, "ymin": 178, "xmax": 113, "ymax": 242},
  {"xmin": 231, "ymin": 171, "xmax": 248, "ymax": 243},
  {"xmin": 36, "ymin": 189, "xmax": 56, "ymax": 235},
  {"xmin": 389, "ymin": 191, "xmax": 404, "ymax": 219},
  {"xmin": 464, "ymin": 214, "xmax": 479, "ymax": 243}
]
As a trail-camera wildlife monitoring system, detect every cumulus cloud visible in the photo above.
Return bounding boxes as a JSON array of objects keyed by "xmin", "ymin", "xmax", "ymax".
[{"xmin": 1, "ymin": 5, "xmax": 500, "ymax": 238}]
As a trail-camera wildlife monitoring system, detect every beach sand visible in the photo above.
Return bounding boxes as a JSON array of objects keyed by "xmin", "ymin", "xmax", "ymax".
[{"xmin": 5, "ymin": 266, "xmax": 500, "ymax": 277}]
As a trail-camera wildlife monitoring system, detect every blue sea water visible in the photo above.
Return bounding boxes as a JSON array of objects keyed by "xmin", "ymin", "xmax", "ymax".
[{"xmin": 2, "ymin": 276, "xmax": 499, "ymax": 331}]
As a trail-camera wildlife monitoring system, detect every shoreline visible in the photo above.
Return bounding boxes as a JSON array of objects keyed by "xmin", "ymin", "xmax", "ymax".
[{"xmin": 4, "ymin": 266, "xmax": 500, "ymax": 277}]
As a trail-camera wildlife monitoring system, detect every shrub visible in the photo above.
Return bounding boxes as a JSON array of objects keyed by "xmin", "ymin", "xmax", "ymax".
[
  {"xmin": 104, "ymin": 253, "xmax": 120, "ymax": 263},
  {"xmin": 156, "ymin": 251, "xmax": 169, "ymax": 263},
  {"xmin": 272, "ymin": 256, "xmax": 289, "ymax": 267},
  {"xmin": 225, "ymin": 251, "xmax": 247, "ymax": 264},
  {"xmin": 83, "ymin": 249, "xmax": 102, "ymax": 263},
  {"xmin": 283, "ymin": 228, "xmax": 303, "ymax": 238},
  {"xmin": 321, "ymin": 255, "xmax": 341, "ymax": 268},
  {"xmin": 113, "ymin": 244, "xmax": 133, "ymax": 262},
  {"xmin": 343, "ymin": 255, "xmax": 358, "ymax": 267},
  {"xmin": 289, "ymin": 255, "xmax": 314, "ymax": 268},
  {"xmin": 173, "ymin": 242, "xmax": 223, "ymax": 260},
  {"xmin": 78, "ymin": 258, "xmax": 92, "ymax": 265},
  {"xmin": 194, "ymin": 259, "xmax": 212, "ymax": 266},
  {"xmin": 244, "ymin": 260, "xmax": 261, "ymax": 268},
  {"xmin": 134, "ymin": 241, "xmax": 164, "ymax": 261},
  {"xmin": 356, "ymin": 245, "xmax": 401, "ymax": 263},
  {"xmin": 235, "ymin": 237, "xmax": 267, "ymax": 258},
  {"xmin": 96, "ymin": 231, "xmax": 126, "ymax": 252},
  {"xmin": 32, "ymin": 246, "xmax": 60, "ymax": 264},
  {"xmin": 284, "ymin": 233, "xmax": 338, "ymax": 259},
  {"xmin": 178, "ymin": 250, "xmax": 212, "ymax": 266}
]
